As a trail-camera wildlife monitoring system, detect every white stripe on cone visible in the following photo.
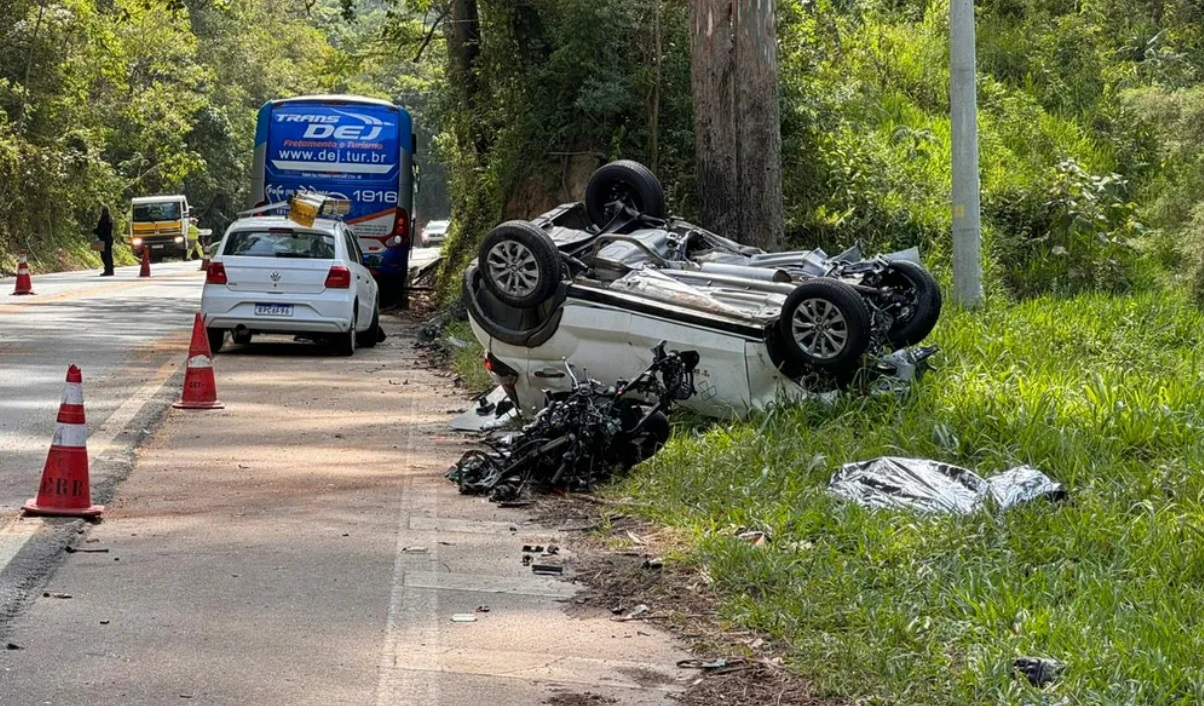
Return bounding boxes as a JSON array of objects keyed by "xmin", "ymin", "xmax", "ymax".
[
  {"xmin": 186, "ymin": 355, "xmax": 213, "ymax": 369},
  {"xmin": 52, "ymin": 422, "xmax": 88, "ymax": 448},
  {"xmin": 62, "ymin": 382, "xmax": 83, "ymax": 405}
]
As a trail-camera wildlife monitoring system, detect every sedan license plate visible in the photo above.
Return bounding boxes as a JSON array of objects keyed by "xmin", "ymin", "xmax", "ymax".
[{"xmin": 254, "ymin": 303, "xmax": 293, "ymax": 317}]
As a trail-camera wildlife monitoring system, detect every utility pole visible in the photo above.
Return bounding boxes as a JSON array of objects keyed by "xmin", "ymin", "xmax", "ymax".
[{"xmin": 950, "ymin": 0, "xmax": 983, "ymax": 308}]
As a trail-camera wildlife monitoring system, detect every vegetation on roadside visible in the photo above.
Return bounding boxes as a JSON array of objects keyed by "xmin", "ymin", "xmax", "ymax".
[
  {"xmin": 426, "ymin": 0, "xmax": 1204, "ymax": 303},
  {"xmin": 619, "ymin": 291, "xmax": 1204, "ymax": 704},
  {"xmin": 442, "ymin": 319, "xmax": 492, "ymax": 392},
  {"xmin": 0, "ymin": 0, "xmax": 440, "ymax": 274}
]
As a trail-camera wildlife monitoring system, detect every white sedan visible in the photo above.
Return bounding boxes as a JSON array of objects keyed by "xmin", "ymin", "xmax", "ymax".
[
  {"xmin": 201, "ymin": 216, "xmax": 380, "ymax": 356},
  {"xmin": 420, "ymin": 219, "xmax": 450, "ymax": 247}
]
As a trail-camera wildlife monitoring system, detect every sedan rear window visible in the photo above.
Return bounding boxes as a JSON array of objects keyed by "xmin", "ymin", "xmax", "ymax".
[{"xmin": 223, "ymin": 230, "xmax": 336, "ymax": 259}]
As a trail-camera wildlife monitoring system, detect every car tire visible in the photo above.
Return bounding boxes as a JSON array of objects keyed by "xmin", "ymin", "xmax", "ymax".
[
  {"xmin": 478, "ymin": 221, "xmax": 562, "ymax": 309},
  {"xmin": 206, "ymin": 328, "xmax": 225, "ymax": 354},
  {"xmin": 336, "ymin": 312, "xmax": 357, "ymax": 357},
  {"xmin": 778, "ymin": 278, "xmax": 872, "ymax": 373},
  {"xmin": 232, "ymin": 330, "xmax": 252, "ymax": 345},
  {"xmin": 584, "ymin": 160, "xmax": 666, "ymax": 228},
  {"xmin": 357, "ymin": 303, "xmax": 380, "ymax": 349},
  {"xmin": 880, "ymin": 260, "xmax": 942, "ymax": 349}
]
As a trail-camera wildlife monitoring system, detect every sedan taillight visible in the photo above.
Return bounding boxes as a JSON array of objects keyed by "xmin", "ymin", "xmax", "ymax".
[
  {"xmin": 325, "ymin": 265, "xmax": 352, "ymax": 289},
  {"xmin": 206, "ymin": 262, "xmax": 228, "ymax": 285}
]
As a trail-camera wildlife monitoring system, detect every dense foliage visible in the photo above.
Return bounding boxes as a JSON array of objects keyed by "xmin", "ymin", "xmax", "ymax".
[
  {"xmin": 430, "ymin": 0, "xmax": 1204, "ymax": 300},
  {"xmin": 0, "ymin": 0, "xmax": 437, "ymax": 273}
]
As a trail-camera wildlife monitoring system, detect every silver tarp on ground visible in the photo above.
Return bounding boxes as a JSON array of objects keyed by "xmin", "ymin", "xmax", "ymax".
[{"xmin": 829, "ymin": 456, "xmax": 1066, "ymax": 514}]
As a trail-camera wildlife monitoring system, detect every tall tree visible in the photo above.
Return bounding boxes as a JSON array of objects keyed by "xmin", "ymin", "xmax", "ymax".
[{"xmin": 688, "ymin": 0, "xmax": 784, "ymax": 250}]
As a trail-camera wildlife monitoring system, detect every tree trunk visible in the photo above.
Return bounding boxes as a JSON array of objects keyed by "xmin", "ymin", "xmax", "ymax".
[
  {"xmin": 688, "ymin": 0, "xmax": 784, "ymax": 251},
  {"xmin": 648, "ymin": 0, "xmax": 662, "ymax": 175},
  {"xmin": 447, "ymin": 0, "xmax": 485, "ymax": 156}
]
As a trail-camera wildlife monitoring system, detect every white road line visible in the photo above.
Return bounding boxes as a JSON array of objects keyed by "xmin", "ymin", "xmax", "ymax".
[
  {"xmin": 375, "ymin": 389, "xmax": 443, "ymax": 706},
  {"xmin": 0, "ymin": 356, "xmax": 179, "ymax": 574}
]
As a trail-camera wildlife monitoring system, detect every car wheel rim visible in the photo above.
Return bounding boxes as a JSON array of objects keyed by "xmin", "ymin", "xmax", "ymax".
[
  {"xmin": 486, "ymin": 240, "xmax": 541, "ymax": 297},
  {"xmin": 791, "ymin": 298, "xmax": 849, "ymax": 360}
]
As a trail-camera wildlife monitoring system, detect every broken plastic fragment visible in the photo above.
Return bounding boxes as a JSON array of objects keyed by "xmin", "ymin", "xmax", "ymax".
[{"xmin": 1013, "ymin": 657, "xmax": 1064, "ymax": 686}]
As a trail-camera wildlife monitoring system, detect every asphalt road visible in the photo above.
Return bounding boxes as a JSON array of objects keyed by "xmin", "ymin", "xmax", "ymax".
[
  {"xmin": 0, "ymin": 254, "xmax": 689, "ymax": 704},
  {"xmin": 0, "ymin": 261, "xmax": 203, "ymax": 519},
  {"xmin": 0, "ymin": 248, "xmax": 441, "ymax": 519}
]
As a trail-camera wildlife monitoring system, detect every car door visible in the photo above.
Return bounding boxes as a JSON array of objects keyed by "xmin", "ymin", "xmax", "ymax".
[{"xmin": 341, "ymin": 226, "xmax": 376, "ymax": 327}]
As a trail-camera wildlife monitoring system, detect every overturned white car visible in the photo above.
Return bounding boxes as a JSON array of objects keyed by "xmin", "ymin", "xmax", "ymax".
[{"xmin": 463, "ymin": 161, "xmax": 941, "ymax": 420}]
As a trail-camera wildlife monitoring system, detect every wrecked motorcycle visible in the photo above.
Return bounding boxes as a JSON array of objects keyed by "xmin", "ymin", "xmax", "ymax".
[{"xmin": 448, "ymin": 342, "xmax": 700, "ymax": 501}]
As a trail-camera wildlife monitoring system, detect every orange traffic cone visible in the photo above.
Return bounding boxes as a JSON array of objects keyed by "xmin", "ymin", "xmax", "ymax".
[
  {"xmin": 174, "ymin": 313, "xmax": 224, "ymax": 410},
  {"xmin": 139, "ymin": 247, "xmax": 151, "ymax": 278},
  {"xmin": 23, "ymin": 365, "xmax": 104, "ymax": 518},
  {"xmin": 10, "ymin": 251, "xmax": 35, "ymax": 296}
]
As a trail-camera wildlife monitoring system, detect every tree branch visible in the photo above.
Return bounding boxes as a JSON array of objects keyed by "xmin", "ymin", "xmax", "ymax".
[{"xmin": 413, "ymin": 3, "xmax": 451, "ymax": 63}]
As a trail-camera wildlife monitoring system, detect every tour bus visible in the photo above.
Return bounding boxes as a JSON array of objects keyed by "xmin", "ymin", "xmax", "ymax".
[{"xmin": 251, "ymin": 95, "xmax": 416, "ymax": 296}]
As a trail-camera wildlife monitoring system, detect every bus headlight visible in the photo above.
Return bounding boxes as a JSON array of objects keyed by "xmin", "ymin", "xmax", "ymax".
[
  {"xmin": 388, "ymin": 235, "xmax": 404, "ymax": 247},
  {"xmin": 132, "ymin": 237, "xmax": 143, "ymax": 247},
  {"xmin": 174, "ymin": 236, "xmax": 185, "ymax": 244}
]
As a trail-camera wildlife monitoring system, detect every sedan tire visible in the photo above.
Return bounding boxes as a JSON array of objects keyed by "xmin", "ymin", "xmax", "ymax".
[
  {"xmin": 778, "ymin": 278, "xmax": 872, "ymax": 373},
  {"xmin": 479, "ymin": 221, "xmax": 562, "ymax": 309},
  {"xmin": 335, "ymin": 312, "xmax": 357, "ymax": 357},
  {"xmin": 880, "ymin": 260, "xmax": 942, "ymax": 349},
  {"xmin": 357, "ymin": 303, "xmax": 381, "ymax": 349},
  {"xmin": 584, "ymin": 160, "xmax": 666, "ymax": 228},
  {"xmin": 207, "ymin": 328, "xmax": 225, "ymax": 355}
]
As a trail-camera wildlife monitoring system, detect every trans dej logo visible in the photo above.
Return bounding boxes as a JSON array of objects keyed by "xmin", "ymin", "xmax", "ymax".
[
  {"xmin": 271, "ymin": 108, "xmax": 396, "ymax": 176},
  {"xmin": 275, "ymin": 110, "xmax": 384, "ymax": 141}
]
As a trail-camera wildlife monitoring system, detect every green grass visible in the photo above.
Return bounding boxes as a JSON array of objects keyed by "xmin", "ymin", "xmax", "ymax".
[
  {"xmin": 443, "ymin": 319, "xmax": 493, "ymax": 393},
  {"xmin": 619, "ymin": 290, "xmax": 1204, "ymax": 705}
]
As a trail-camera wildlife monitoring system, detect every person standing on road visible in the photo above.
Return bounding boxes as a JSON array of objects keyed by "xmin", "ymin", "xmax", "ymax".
[
  {"xmin": 186, "ymin": 217, "xmax": 204, "ymax": 261},
  {"xmin": 94, "ymin": 205, "xmax": 114, "ymax": 277}
]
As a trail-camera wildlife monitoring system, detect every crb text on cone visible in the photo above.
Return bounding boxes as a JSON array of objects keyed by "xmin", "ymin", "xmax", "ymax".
[
  {"xmin": 23, "ymin": 365, "xmax": 104, "ymax": 517},
  {"xmin": 11, "ymin": 251, "xmax": 35, "ymax": 296},
  {"xmin": 174, "ymin": 313, "xmax": 224, "ymax": 409},
  {"xmin": 138, "ymin": 246, "xmax": 151, "ymax": 278}
]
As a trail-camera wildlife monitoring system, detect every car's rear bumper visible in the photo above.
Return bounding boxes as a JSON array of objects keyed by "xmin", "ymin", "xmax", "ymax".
[{"xmin": 201, "ymin": 289, "xmax": 354, "ymax": 334}]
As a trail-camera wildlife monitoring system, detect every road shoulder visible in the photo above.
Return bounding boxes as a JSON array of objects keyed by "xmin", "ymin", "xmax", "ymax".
[{"xmin": 0, "ymin": 314, "xmax": 691, "ymax": 705}]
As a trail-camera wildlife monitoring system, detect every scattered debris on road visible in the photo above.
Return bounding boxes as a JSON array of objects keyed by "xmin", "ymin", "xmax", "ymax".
[
  {"xmin": 447, "ymin": 343, "xmax": 698, "ymax": 502},
  {"xmin": 532, "ymin": 564, "xmax": 564, "ymax": 576},
  {"xmin": 613, "ymin": 604, "xmax": 649, "ymax": 621},
  {"xmin": 829, "ymin": 456, "xmax": 1067, "ymax": 514},
  {"xmin": 43, "ymin": 592, "xmax": 72, "ymax": 599},
  {"xmin": 677, "ymin": 657, "xmax": 743, "ymax": 671},
  {"xmin": 65, "ymin": 546, "xmax": 109, "ymax": 553},
  {"xmin": 450, "ymin": 614, "xmax": 478, "ymax": 623}
]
